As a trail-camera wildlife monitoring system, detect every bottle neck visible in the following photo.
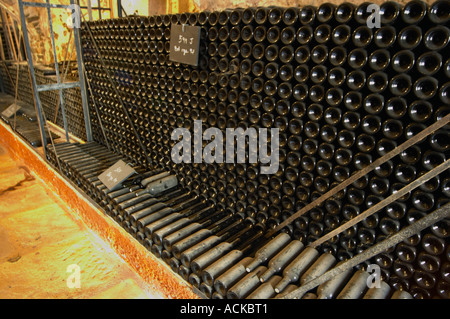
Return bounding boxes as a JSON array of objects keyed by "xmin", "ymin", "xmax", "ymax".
[
  {"xmin": 165, "ymin": 192, "xmax": 196, "ymax": 207},
  {"xmin": 208, "ymin": 213, "xmax": 243, "ymax": 233},
  {"xmin": 227, "ymin": 224, "xmax": 257, "ymax": 246},
  {"xmin": 216, "ymin": 218, "xmax": 247, "ymax": 240},
  {"xmin": 150, "ymin": 187, "xmax": 185, "ymax": 203},
  {"xmin": 177, "ymin": 201, "xmax": 214, "ymax": 221},
  {"xmin": 194, "ymin": 207, "xmax": 228, "ymax": 226},
  {"xmin": 171, "ymin": 196, "xmax": 206, "ymax": 213}
]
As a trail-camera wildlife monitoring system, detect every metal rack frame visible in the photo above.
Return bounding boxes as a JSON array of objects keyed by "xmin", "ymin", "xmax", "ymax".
[
  {"xmin": 18, "ymin": 0, "xmax": 92, "ymax": 158},
  {"xmin": 0, "ymin": 4, "xmax": 24, "ymax": 63},
  {"xmin": 82, "ymin": 0, "xmax": 113, "ymax": 21}
]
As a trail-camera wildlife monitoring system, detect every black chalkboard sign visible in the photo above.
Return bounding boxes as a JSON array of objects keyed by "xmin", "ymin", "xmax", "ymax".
[{"xmin": 169, "ymin": 24, "xmax": 201, "ymax": 66}]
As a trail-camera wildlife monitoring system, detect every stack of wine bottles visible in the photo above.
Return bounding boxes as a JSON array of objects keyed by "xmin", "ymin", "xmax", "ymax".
[
  {"xmin": 0, "ymin": 93, "xmax": 60, "ymax": 147},
  {"xmin": 0, "ymin": 62, "xmax": 34, "ymax": 106},
  {"xmin": 0, "ymin": 26, "xmax": 15, "ymax": 61},
  {"xmin": 0, "ymin": 62, "xmax": 87, "ymax": 141},
  {"xmin": 76, "ymin": 1, "xmax": 450, "ymax": 298},
  {"xmin": 43, "ymin": 141, "xmax": 421, "ymax": 299},
  {"xmin": 35, "ymin": 65, "xmax": 88, "ymax": 141}
]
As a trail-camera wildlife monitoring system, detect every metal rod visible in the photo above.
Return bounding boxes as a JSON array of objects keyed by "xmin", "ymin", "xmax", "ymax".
[
  {"xmin": 22, "ymin": 2, "xmax": 74, "ymax": 9},
  {"xmin": 18, "ymin": 0, "xmax": 48, "ymax": 157},
  {"xmin": 9, "ymin": 13, "xmax": 23, "ymax": 61},
  {"xmin": 12, "ymin": 62, "xmax": 19, "ymax": 131},
  {"xmin": 117, "ymin": 0, "xmax": 122, "ymax": 17},
  {"xmin": 73, "ymin": 0, "xmax": 92, "ymax": 142},
  {"xmin": 86, "ymin": 0, "xmax": 93, "ymax": 21},
  {"xmin": 60, "ymin": 31, "xmax": 73, "ymax": 84},
  {"xmin": 1, "ymin": 61, "xmax": 16, "ymax": 92},
  {"xmin": 54, "ymin": 31, "xmax": 74, "ymax": 123},
  {"xmin": 79, "ymin": 6, "xmax": 111, "ymax": 10},
  {"xmin": 36, "ymin": 81, "xmax": 80, "ymax": 92},
  {"xmin": 0, "ymin": 25, "xmax": 6, "ymax": 60},
  {"xmin": 46, "ymin": 0, "xmax": 69, "ymax": 142},
  {"xmin": 82, "ymin": 61, "xmax": 110, "ymax": 149},
  {"xmin": 0, "ymin": 2, "xmax": 19, "ymax": 21},
  {"xmin": 4, "ymin": 11, "xmax": 18, "ymax": 61},
  {"xmin": 0, "ymin": 9, "xmax": 16, "ymax": 61}
]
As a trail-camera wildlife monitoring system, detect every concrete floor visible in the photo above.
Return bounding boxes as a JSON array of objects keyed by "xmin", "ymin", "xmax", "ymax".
[{"xmin": 0, "ymin": 145, "xmax": 162, "ymax": 299}]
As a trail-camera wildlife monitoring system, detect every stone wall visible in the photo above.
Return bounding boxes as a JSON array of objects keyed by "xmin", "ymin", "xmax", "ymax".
[{"xmin": 1, "ymin": 0, "xmax": 109, "ymax": 64}]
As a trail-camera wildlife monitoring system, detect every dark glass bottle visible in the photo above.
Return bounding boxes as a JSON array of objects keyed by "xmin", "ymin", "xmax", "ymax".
[
  {"xmin": 311, "ymin": 45, "xmax": 329, "ymax": 64},
  {"xmin": 380, "ymin": 1, "xmax": 401, "ymax": 24},
  {"xmin": 344, "ymin": 91, "xmax": 362, "ymax": 111},
  {"xmin": 335, "ymin": 2, "xmax": 355, "ymax": 23},
  {"xmin": 329, "ymin": 46, "xmax": 347, "ymax": 66},
  {"xmin": 380, "ymin": 217, "xmax": 401, "ymax": 236},
  {"xmin": 401, "ymin": 0, "xmax": 427, "ymax": 23},
  {"xmin": 367, "ymin": 72, "xmax": 388, "ymax": 93},
  {"xmin": 348, "ymin": 48, "xmax": 368, "ymax": 69},
  {"xmin": 327, "ymin": 67, "xmax": 346, "ymax": 87},
  {"xmin": 417, "ymin": 51, "xmax": 442, "ymax": 76},
  {"xmin": 314, "ymin": 24, "xmax": 332, "ymax": 44},
  {"xmin": 361, "ymin": 115, "xmax": 381, "ymax": 135},
  {"xmin": 368, "ymin": 49, "xmax": 390, "ymax": 71},
  {"xmin": 352, "ymin": 26, "xmax": 373, "ymax": 48},
  {"xmin": 422, "ymin": 150, "xmax": 446, "ymax": 170},
  {"xmin": 297, "ymin": 25, "xmax": 313, "ymax": 45},
  {"xmin": 413, "ymin": 76, "xmax": 439, "ymax": 100},
  {"xmin": 396, "ymin": 242, "xmax": 417, "ymax": 264},
  {"xmin": 424, "ymin": 26, "xmax": 450, "ymax": 51},
  {"xmin": 382, "ymin": 119, "xmax": 403, "ymax": 140},
  {"xmin": 332, "ymin": 24, "xmax": 351, "ymax": 45},
  {"xmin": 412, "ymin": 190, "xmax": 435, "ymax": 212}
]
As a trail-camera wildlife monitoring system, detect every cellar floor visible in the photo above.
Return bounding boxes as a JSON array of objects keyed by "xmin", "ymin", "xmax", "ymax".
[{"xmin": 0, "ymin": 144, "xmax": 162, "ymax": 299}]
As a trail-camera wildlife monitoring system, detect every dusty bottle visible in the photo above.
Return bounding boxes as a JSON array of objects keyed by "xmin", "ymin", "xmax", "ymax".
[
  {"xmin": 190, "ymin": 223, "xmax": 263, "ymax": 276},
  {"xmin": 135, "ymin": 174, "xmax": 178, "ymax": 197},
  {"xmin": 316, "ymin": 260, "xmax": 353, "ymax": 299},
  {"xmin": 140, "ymin": 199, "xmax": 217, "ymax": 238},
  {"xmin": 245, "ymin": 233, "xmax": 292, "ymax": 273},
  {"xmin": 300, "ymin": 253, "xmax": 337, "ymax": 285},
  {"xmin": 227, "ymin": 265, "xmax": 267, "ymax": 299},
  {"xmin": 130, "ymin": 193, "xmax": 198, "ymax": 228},
  {"xmin": 259, "ymin": 240, "xmax": 305, "ymax": 283},
  {"xmin": 179, "ymin": 217, "xmax": 252, "ymax": 268},
  {"xmin": 247, "ymin": 275, "xmax": 282, "ymax": 299},
  {"xmin": 213, "ymin": 257, "xmax": 254, "ymax": 296},
  {"xmin": 169, "ymin": 212, "xmax": 242, "ymax": 257},
  {"xmin": 121, "ymin": 188, "xmax": 185, "ymax": 217},
  {"xmin": 200, "ymin": 227, "xmax": 265, "ymax": 286},
  {"xmin": 274, "ymin": 247, "xmax": 320, "ymax": 293}
]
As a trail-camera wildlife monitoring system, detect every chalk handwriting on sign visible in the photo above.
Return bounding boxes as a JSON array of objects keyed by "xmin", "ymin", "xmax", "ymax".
[
  {"xmin": 178, "ymin": 34, "xmax": 194, "ymax": 45},
  {"xmin": 98, "ymin": 160, "xmax": 136, "ymax": 191},
  {"xmin": 169, "ymin": 24, "xmax": 201, "ymax": 66},
  {"xmin": 173, "ymin": 45, "xmax": 197, "ymax": 56}
]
